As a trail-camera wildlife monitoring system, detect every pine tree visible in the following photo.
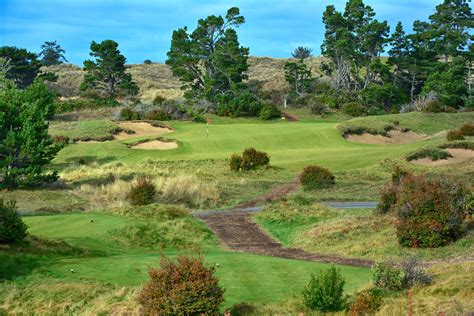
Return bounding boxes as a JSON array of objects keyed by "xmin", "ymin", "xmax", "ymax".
[
  {"xmin": 80, "ymin": 40, "xmax": 138, "ymax": 97},
  {"xmin": 0, "ymin": 46, "xmax": 41, "ymax": 89},
  {"xmin": 39, "ymin": 41, "xmax": 68, "ymax": 66}
]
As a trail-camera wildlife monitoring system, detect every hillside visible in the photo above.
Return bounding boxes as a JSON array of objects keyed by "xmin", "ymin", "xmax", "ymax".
[{"xmin": 44, "ymin": 56, "xmax": 326, "ymax": 101}]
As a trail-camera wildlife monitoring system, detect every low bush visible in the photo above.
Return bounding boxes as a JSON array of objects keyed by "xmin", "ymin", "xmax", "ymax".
[
  {"xmin": 348, "ymin": 288, "xmax": 384, "ymax": 316},
  {"xmin": 447, "ymin": 129, "xmax": 465, "ymax": 141},
  {"xmin": 51, "ymin": 135, "xmax": 70, "ymax": 145},
  {"xmin": 138, "ymin": 249, "xmax": 224, "ymax": 315},
  {"xmin": 401, "ymin": 256, "xmax": 432, "ymax": 288},
  {"xmin": 152, "ymin": 95, "xmax": 166, "ymax": 106},
  {"xmin": 143, "ymin": 59, "xmax": 152, "ymax": 65},
  {"xmin": 126, "ymin": 178, "xmax": 156, "ymax": 206},
  {"xmin": 119, "ymin": 107, "xmax": 141, "ymax": 121},
  {"xmin": 302, "ymin": 266, "xmax": 346, "ymax": 312},
  {"xmin": 0, "ymin": 199, "xmax": 28, "ymax": 244},
  {"xmin": 299, "ymin": 165, "xmax": 335, "ymax": 189},
  {"xmin": 229, "ymin": 302, "xmax": 257, "ymax": 315},
  {"xmin": 371, "ymin": 262, "xmax": 403, "ymax": 291},
  {"xmin": 310, "ymin": 102, "xmax": 328, "ymax": 115},
  {"xmin": 422, "ymin": 100, "xmax": 445, "ymax": 113},
  {"xmin": 395, "ymin": 175, "xmax": 467, "ymax": 248},
  {"xmin": 229, "ymin": 154, "xmax": 243, "ymax": 171},
  {"xmin": 459, "ymin": 123, "xmax": 474, "ymax": 136},
  {"xmin": 146, "ymin": 109, "xmax": 171, "ymax": 121},
  {"xmin": 439, "ymin": 141, "xmax": 474, "ymax": 151},
  {"xmin": 406, "ymin": 148, "xmax": 452, "ymax": 161},
  {"xmin": 391, "ymin": 166, "xmax": 410, "ymax": 184},
  {"xmin": 376, "ymin": 184, "xmax": 398, "ymax": 214},
  {"xmin": 216, "ymin": 91, "xmax": 263, "ymax": 117},
  {"xmin": 342, "ymin": 102, "xmax": 367, "ymax": 117},
  {"xmin": 55, "ymin": 97, "xmax": 120, "ymax": 113},
  {"xmin": 259, "ymin": 103, "xmax": 281, "ymax": 120}
]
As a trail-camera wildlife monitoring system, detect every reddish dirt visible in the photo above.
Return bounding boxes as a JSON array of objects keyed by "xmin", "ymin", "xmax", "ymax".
[
  {"xmin": 235, "ymin": 177, "xmax": 301, "ymax": 208},
  {"xmin": 281, "ymin": 111, "xmax": 299, "ymax": 122},
  {"xmin": 197, "ymin": 211, "xmax": 373, "ymax": 267}
]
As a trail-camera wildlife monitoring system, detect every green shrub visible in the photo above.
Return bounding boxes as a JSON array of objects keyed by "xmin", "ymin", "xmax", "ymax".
[
  {"xmin": 459, "ymin": 123, "xmax": 474, "ymax": 136},
  {"xmin": 348, "ymin": 288, "xmax": 383, "ymax": 316},
  {"xmin": 299, "ymin": 165, "xmax": 335, "ymax": 189},
  {"xmin": 422, "ymin": 100, "xmax": 445, "ymax": 113},
  {"xmin": 55, "ymin": 97, "xmax": 120, "ymax": 113},
  {"xmin": 126, "ymin": 178, "xmax": 156, "ymax": 206},
  {"xmin": 146, "ymin": 109, "xmax": 171, "ymax": 121},
  {"xmin": 229, "ymin": 302, "xmax": 257, "ymax": 315},
  {"xmin": 119, "ymin": 107, "xmax": 141, "ymax": 121},
  {"xmin": 376, "ymin": 184, "xmax": 398, "ymax": 214},
  {"xmin": 0, "ymin": 199, "xmax": 28, "ymax": 244},
  {"xmin": 216, "ymin": 91, "xmax": 263, "ymax": 117},
  {"xmin": 371, "ymin": 262, "xmax": 403, "ymax": 291},
  {"xmin": 138, "ymin": 249, "xmax": 224, "ymax": 315},
  {"xmin": 240, "ymin": 148, "xmax": 270, "ymax": 170},
  {"xmin": 447, "ymin": 129, "xmax": 465, "ymax": 141},
  {"xmin": 401, "ymin": 256, "xmax": 432, "ymax": 288},
  {"xmin": 153, "ymin": 95, "xmax": 166, "ymax": 106},
  {"xmin": 310, "ymin": 102, "xmax": 328, "ymax": 115},
  {"xmin": 439, "ymin": 141, "xmax": 474, "ymax": 150},
  {"xmin": 395, "ymin": 175, "xmax": 467, "ymax": 248},
  {"xmin": 302, "ymin": 266, "xmax": 346, "ymax": 312},
  {"xmin": 51, "ymin": 135, "xmax": 70, "ymax": 146},
  {"xmin": 406, "ymin": 148, "xmax": 452, "ymax": 161},
  {"xmin": 391, "ymin": 166, "xmax": 410, "ymax": 184},
  {"xmin": 342, "ymin": 102, "xmax": 367, "ymax": 117},
  {"xmin": 259, "ymin": 103, "xmax": 281, "ymax": 120},
  {"xmin": 229, "ymin": 154, "xmax": 243, "ymax": 171}
]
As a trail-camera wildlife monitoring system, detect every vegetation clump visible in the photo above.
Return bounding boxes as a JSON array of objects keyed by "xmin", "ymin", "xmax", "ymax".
[
  {"xmin": 138, "ymin": 249, "xmax": 225, "ymax": 315},
  {"xmin": 395, "ymin": 175, "xmax": 467, "ymax": 248},
  {"xmin": 447, "ymin": 129, "xmax": 465, "ymax": 141},
  {"xmin": 299, "ymin": 165, "xmax": 335, "ymax": 189},
  {"xmin": 229, "ymin": 148, "xmax": 270, "ymax": 171},
  {"xmin": 348, "ymin": 288, "xmax": 383, "ymax": 316},
  {"xmin": 459, "ymin": 123, "xmax": 474, "ymax": 136},
  {"xmin": 371, "ymin": 262, "xmax": 403, "ymax": 291},
  {"xmin": 119, "ymin": 107, "xmax": 141, "ymax": 121},
  {"xmin": 0, "ymin": 199, "xmax": 28, "ymax": 244},
  {"xmin": 302, "ymin": 266, "xmax": 346, "ymax": 312},
  {"xmin": 126, "ymin": 178, "xmax": 156, "ymax": 206},
  {"xmin": 406, "ymin": 148, "xmax": 452, "ymax": 161}
]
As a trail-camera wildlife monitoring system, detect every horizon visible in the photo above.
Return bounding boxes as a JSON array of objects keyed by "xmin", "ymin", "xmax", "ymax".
[{"xmin": 1, "ymin": 0, "xmax": 447, "ymax": 65}]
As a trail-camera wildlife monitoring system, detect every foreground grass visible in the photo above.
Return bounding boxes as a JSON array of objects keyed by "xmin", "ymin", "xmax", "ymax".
[
  {"xmin": 0, "ymin": 211, "xmax": 371, "ymax": 312},
  {"xmin": 254, "ymin": 202, "xmax": 474, "ymax": 262}
]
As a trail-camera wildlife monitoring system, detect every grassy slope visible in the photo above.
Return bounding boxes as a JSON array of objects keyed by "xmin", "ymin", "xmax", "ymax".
[
  {"xmin": 0, "ymin": 213, "xmax": 371, "ymax": 310},
  {"xmin": 253, "ymin": 203, "xmax": 474, "ymax": 262},
  {"xmin": 49, "ymin": 119, "xmax": 118, "ymax": 140}
]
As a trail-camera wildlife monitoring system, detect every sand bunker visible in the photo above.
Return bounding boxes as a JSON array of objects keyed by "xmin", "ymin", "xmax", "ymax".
[
  {"xmin": 345, "ymin": 130, "xmax": 426, "ymax": 145},
  {"xmin": 410, "ymin": 149, "xmax": 474, "ymax": 166},
  {"xmin": 114, "ymin": 121, "xmax": 172, "ymax": 140},
  {"xmin": 131, "ymin": 140, "xmax": 178, "ymax": 150}
]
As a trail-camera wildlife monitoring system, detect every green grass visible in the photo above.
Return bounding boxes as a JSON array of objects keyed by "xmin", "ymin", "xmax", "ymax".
[
  {"xmin": 253, "ymin": 202, "xmax": 474, "ymax": 262},
  {"xmin": 337, "ymin": 112, "xmax": 474, "ymax": 135},
  {"xmin": 11, "ymin": 212, "xmax": 372, "ymax": 308},
  {"xmin": 49, "ymin": 119, "xmax": 118, "ymax": 140}
]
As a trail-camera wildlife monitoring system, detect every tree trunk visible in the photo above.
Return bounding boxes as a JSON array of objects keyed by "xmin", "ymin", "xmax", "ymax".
[{"xmin": 410, "ymin": 74, "xmax": 416, "ymax": 102}]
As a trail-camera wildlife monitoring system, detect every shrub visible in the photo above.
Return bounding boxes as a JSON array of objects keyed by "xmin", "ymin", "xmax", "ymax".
[
  {"xmin": 376, "ymin": 184, "xmax": 398, "ymax": 214},
  {"xmin": 459, "ymin": 123, "xmax": 474, "ymax": 136},
  {"xmin": 391, "ymin": 166, "xmax": 410, "ymax": 184},
  {"xmin": 146, "ymin": 109, "xmax": 171, "ymax": 121},
  {"xmin": 259, "ymin": 103, "xmax": 281, "ymax": 120},
  {"xmin": 310, "ymin": 102, "xmax": 328, "ymax": 115},
  {"xmin": 401, "ymin": 256, "xmax": 432, "ymax": 288},
  {"xmin": 126, "ymin": 178, "xmax": 156, "ymax": 206},
  {"xmin": 439, "ymin": 141, "xmax": 474, "ymax": 150},
  {"xmin": 299, "ymin": 165, "xmax": 335, "ymax": 189},
  {"xmin": 229, "ymin": 302, "xmax": 257, "ymax": 315},
  {"xmin": 143, "ymin": 59, "xmax": 152, "ymax": 65},
  {"xmin": 422, "ymin": 100, "xmax": 445, "ymax": 113},
  {"xmin": 241, "ymin": 148, "xmax": 270, "ymax": 170},
  {"xmin": 229, "ymin": 154, "xmax": 243, "ymax": 171},
  {"xmin": 395, "ymin": 175, "xmax": 467, "ymax": 248},
  {"xmin": 52, "ymin": 135, "xmax": 70, "ymax": 145},
  {"xmin": 406, "ymin": 148, "xmax": 452, "ymax": 161},
  {"xmin": 216, "ymin": 91, "xmax": 263, "ymax": 117},
  {"xmin": 447, "ymin": 129, "xmax": 465, "ymax": 141},
  {"xmin": 371, "ymin": 262, "xmax": 403, "ymax": 291},
  {"xmin": 119, "ymin": 107, "xmax": 141, "ymax": 121},
  {"xmin": 138, "ymin": 249, "xmax": 224, "ymax": 315},
  {"xmin": 348, "ymin": 288, "xmax": 383, "ymax": 316},
  {"xmin": 342, "ymin": 102, "xmax": 367, "ymax": 117},
  {"xmin": 153, "ymin": 95, "xmax": 166, "ymax": 106},
  {"xmin": 302, "ymin": 266, "xmax": 346, "ymax": 312},
  {"xmin": 0, "ymin": 199, "xmax": 28, "ymax": 244}
]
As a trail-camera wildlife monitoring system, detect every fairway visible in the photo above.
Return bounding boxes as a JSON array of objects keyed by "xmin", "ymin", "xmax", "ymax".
[
  {"xmin": 53, "ymin": 119, "xmax": 443, "ymax": 171},
  {"xmin": 23, "ymin": 214, "xmax": 371, "ymax": 306}
]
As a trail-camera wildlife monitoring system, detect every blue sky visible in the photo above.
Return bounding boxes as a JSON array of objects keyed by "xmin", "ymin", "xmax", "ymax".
[{"xmin": 1, "ymin": 0, "xmax": 442, "ymax": 65}]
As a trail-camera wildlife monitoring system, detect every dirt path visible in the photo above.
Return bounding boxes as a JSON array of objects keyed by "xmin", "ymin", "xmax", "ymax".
[
  {"xmin": 196, "ymin": 211, "xmax": 373, "ymax": 267},
  {"xmin": 281, "ymin": 111, "xmax": 299, "ymax": 122},
  {"xmin": 235, "ymin": 177, "xmax": 301, "ymax": 208}
]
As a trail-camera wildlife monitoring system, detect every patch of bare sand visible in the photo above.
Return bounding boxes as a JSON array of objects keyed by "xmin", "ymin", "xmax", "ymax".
[
  {"xmin": 411, "ymin": 148, "xmax": 474, "ymax": 166},
  {"xmin": 131, "ymin": 140, "xmax": 178, "ymax": 150},
  {"xmin": 114, "ymin": 121, "xmax": 172, "ymax": 140},
  {"xmin": 346, "ymin": 130, "xmax": 427, "ymax": 145}
]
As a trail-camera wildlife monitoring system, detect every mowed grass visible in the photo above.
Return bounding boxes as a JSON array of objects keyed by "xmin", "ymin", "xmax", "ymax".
[
  {"xmin": 52, "ymin": 115, "xmax": 456, "ymax": 172},
  {"xmin": 20, "ymin": 213, "xmax": 372, "ymax": 307}
]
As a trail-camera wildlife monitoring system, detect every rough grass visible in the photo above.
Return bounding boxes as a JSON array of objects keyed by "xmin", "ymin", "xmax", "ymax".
[
  {"xmin": 254, "ymin": 202, "xmax": 474, "ymax": 262},
  {"xmin": 337, "ymin": 112, "xmax": 474, "ymax": 135},
  {"xmin": 49, "ymin": 119, "xmax": 119, "ymax": 141}
]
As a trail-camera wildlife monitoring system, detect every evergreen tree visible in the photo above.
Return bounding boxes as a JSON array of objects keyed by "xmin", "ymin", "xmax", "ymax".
[
  {"xmin": 0, "ymin": 46, "xmax": 41, "ymax": 89},
  {"xmin": 39, "ymin": 41, "xmax": 68, "ymax": 66},
  {"xmin": 292, "ymin": 46, "xmax": 313, "ymax": 60},
  {"xmin": 0, "ymin": 79, "xmax": 61, "ymax": 188},
  {"xmin": 284, "ymin": 60, "xmax": 313, "ymax": 96},
  {"xmin": 80, "ymin": 40, "xmax": 138, "ymax": 97},
  {"xmin": 166, "ymin": 7, "xmax": 249, "ymax": 101}
]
